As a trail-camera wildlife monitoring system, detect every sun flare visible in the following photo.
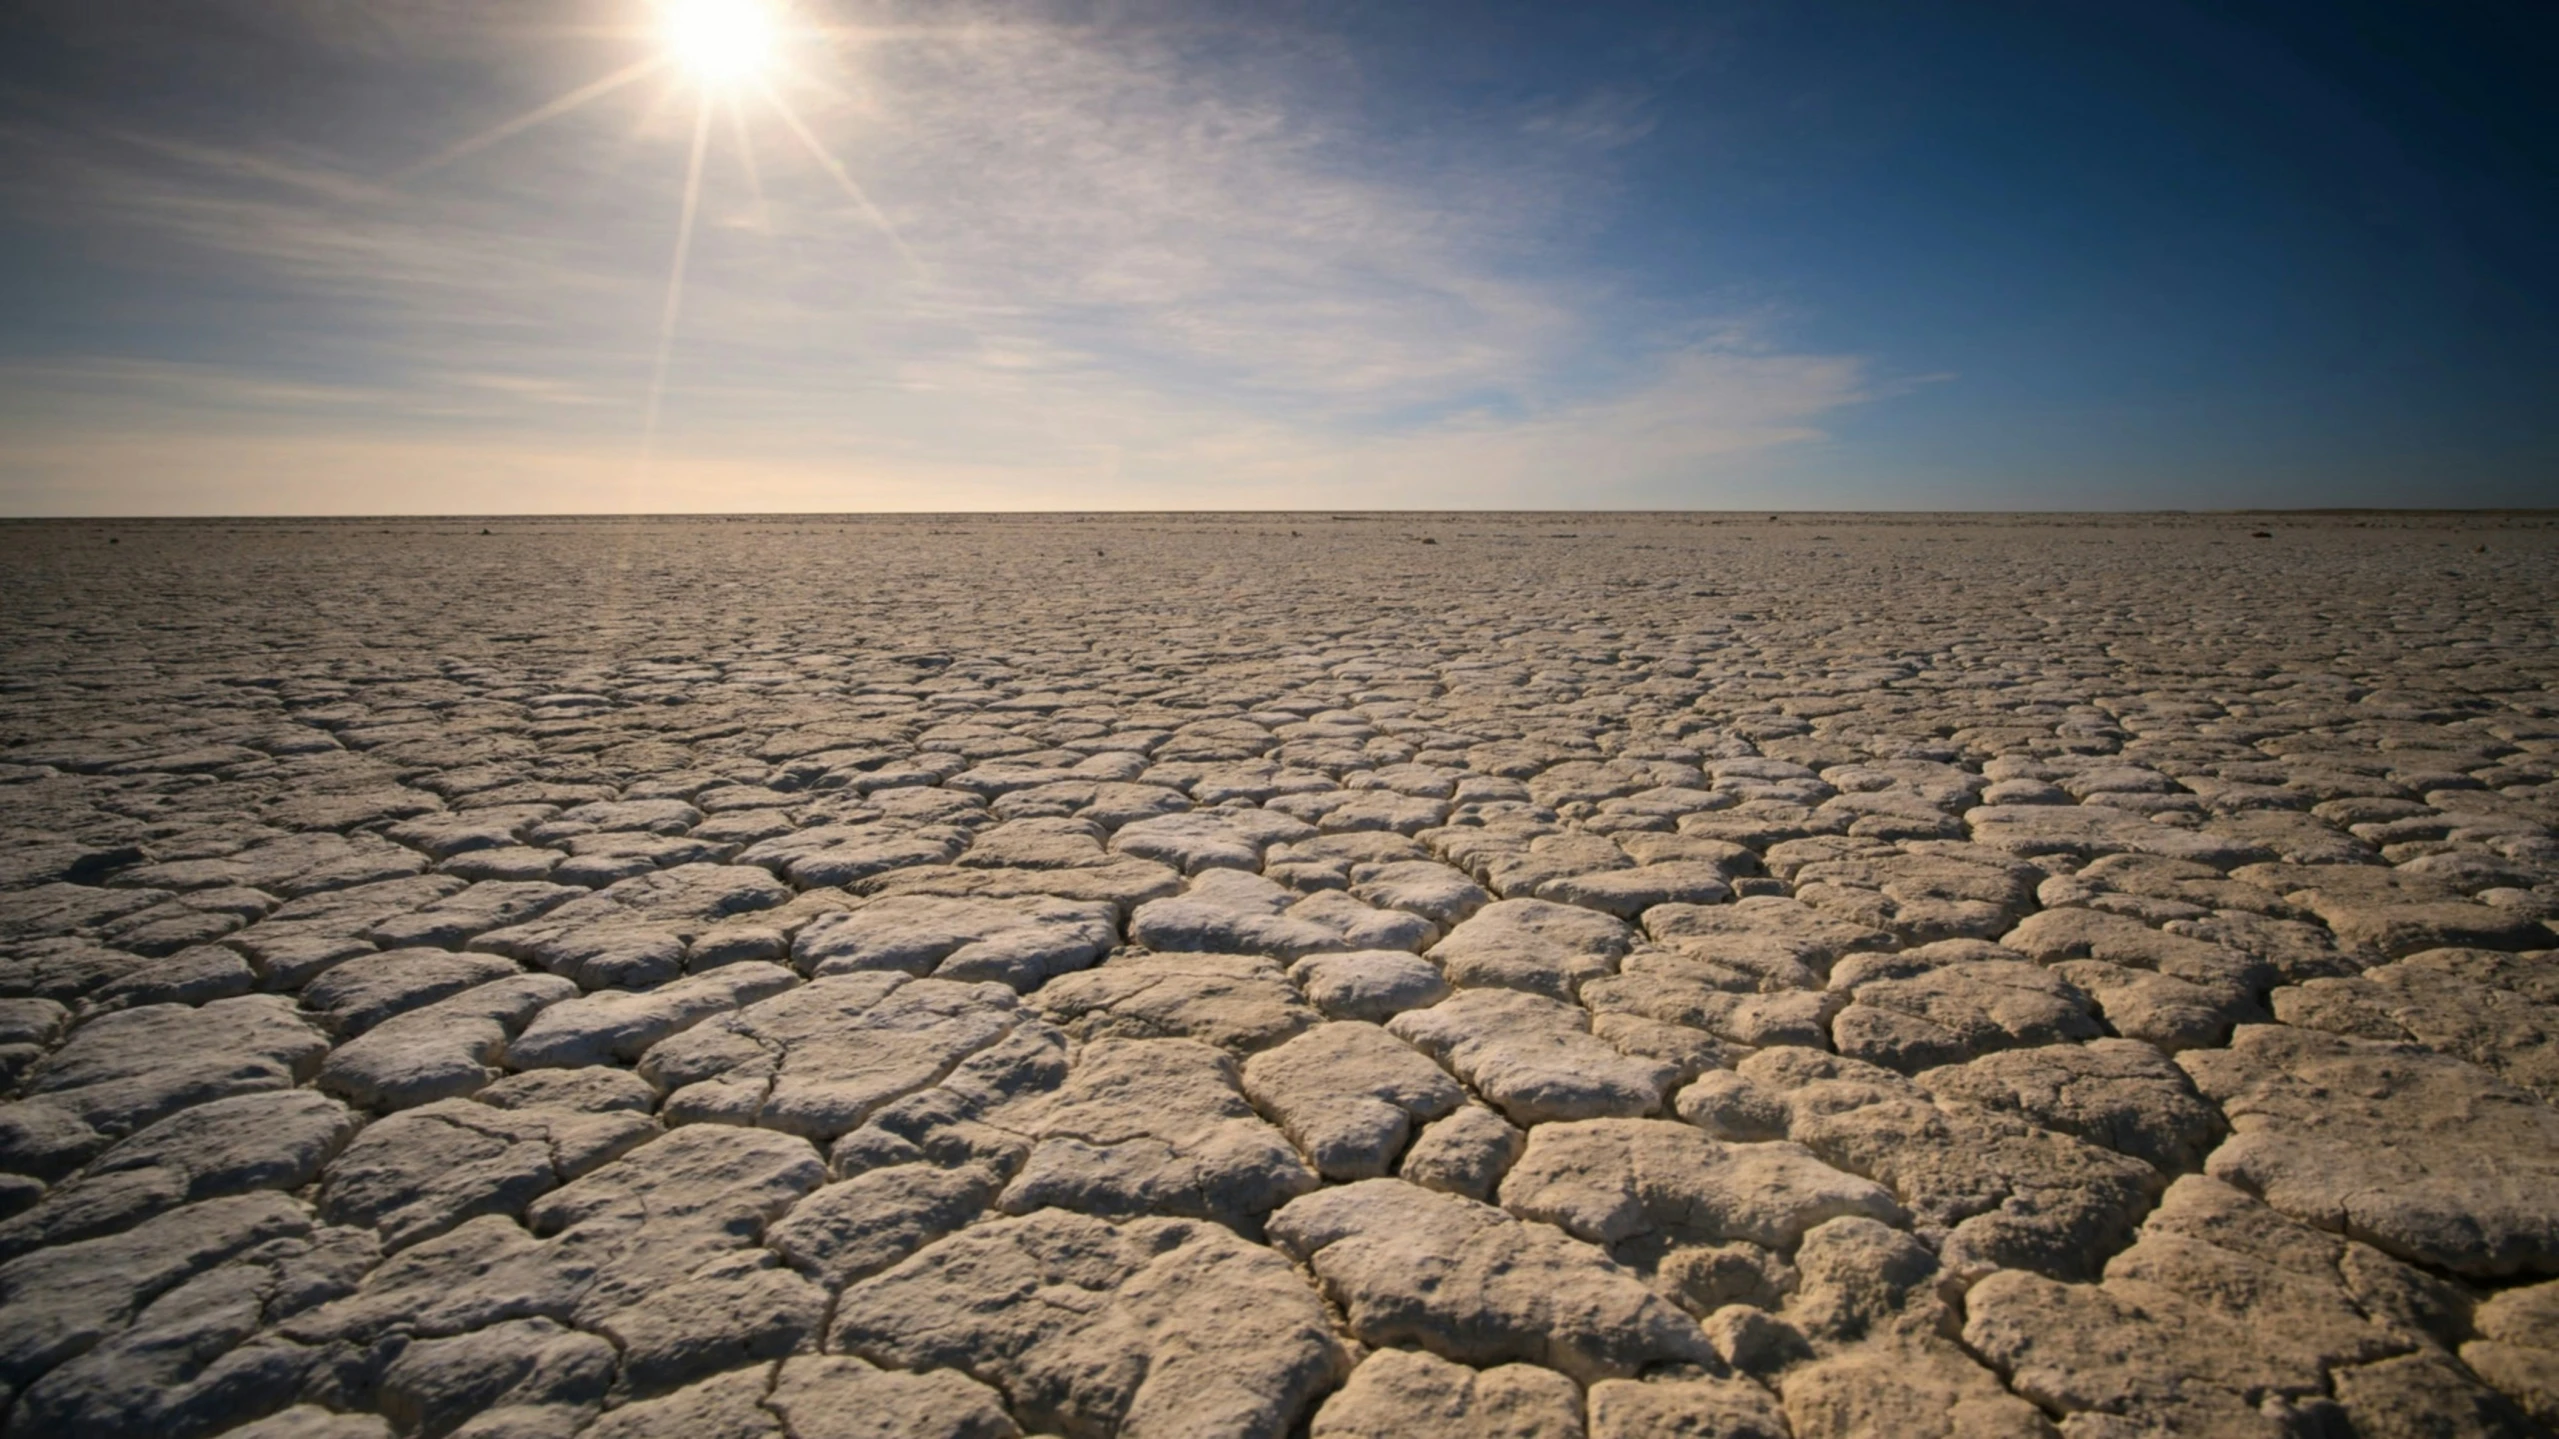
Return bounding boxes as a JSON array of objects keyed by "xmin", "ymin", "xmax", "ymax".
[
  {"xmin": 400, "ymin": 0, "xmax": 899, "ymax": 474},
  {"xmin": 659, "ymin": 0, "xmax": 780, "ymax": 87}
]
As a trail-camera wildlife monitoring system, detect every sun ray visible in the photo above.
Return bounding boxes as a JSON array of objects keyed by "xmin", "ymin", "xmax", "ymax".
[
  {"xmin": 391, "ymin": 57, "xmax": 665, "ymax": 183},
  {"xmin": 637, "ymin": 93, "xmax": 718, "ymax": 478},
  {"xmin": 753, "ymin": 77, "xmax": 922, "ymax": 274}
]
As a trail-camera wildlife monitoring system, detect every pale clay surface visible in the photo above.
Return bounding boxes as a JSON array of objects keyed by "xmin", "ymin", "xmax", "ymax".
[{"xmin": 1, "ymin": 511, "xmax": 2556, "ymax": 1437}]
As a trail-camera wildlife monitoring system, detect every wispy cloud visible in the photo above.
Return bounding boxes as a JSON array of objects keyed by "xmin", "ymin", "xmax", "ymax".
[{"xmin": 0, "ymin": 0, "xmax": 1880, "ymax": 512}]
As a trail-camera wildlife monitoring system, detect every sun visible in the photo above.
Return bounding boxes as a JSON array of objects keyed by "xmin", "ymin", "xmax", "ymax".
[
  {"xmin": 401, "ymin": 0, "xmax": 895, "ymax": 473},
  {"xmin": 659, "ymin": 0, "xmax": 781, "ymax": 87}
]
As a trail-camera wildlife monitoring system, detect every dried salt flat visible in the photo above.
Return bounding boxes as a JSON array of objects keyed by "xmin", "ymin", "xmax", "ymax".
[{"xmin": 0, "ymin": 512, "xmax": 2555, "ymax": 1437}]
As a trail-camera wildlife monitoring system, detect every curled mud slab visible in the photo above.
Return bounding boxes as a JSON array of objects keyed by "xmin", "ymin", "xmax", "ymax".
[{"xmin": 3, "ymin": 511, "xmax": 2558, "ymax": 1438}]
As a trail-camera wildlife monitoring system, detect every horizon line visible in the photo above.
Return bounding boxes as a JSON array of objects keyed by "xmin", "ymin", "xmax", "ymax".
[{"xmin": 4, "ymin": 508, "xmax": 2556, "ymax": 524}]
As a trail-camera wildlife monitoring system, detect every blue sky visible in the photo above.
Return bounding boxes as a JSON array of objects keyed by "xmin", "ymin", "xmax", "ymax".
[{"xmin": 1, "ymin": 0, "xmax": 2551, "ymax": 512}]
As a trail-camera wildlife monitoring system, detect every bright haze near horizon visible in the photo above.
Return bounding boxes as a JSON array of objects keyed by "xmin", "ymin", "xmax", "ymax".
[{"xmin": 0, "ymin": 0, "xmax": 2552, "ymax": 515}]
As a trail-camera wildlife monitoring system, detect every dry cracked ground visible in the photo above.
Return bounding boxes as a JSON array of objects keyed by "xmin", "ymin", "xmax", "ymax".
[{"xmin": 3, "ymin": 512, "xmax": 2558, "ymax": 1439}]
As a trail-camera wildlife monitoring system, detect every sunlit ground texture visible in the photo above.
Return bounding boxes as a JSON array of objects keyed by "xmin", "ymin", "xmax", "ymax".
[{"xmin": 2, "ymin": 512, "xmax": 2558, "ymax": 1438}]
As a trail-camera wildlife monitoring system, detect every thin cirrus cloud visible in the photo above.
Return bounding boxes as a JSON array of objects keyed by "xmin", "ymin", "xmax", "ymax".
[{"xmin": 0, "ymin": 0, "xmax": 1878, "ymax": 514}]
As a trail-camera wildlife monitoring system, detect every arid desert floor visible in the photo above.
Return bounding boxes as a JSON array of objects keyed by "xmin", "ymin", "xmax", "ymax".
[{"xmin": 3, "ymin": 511, "xmax": 2557, "ymax": 1439}]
